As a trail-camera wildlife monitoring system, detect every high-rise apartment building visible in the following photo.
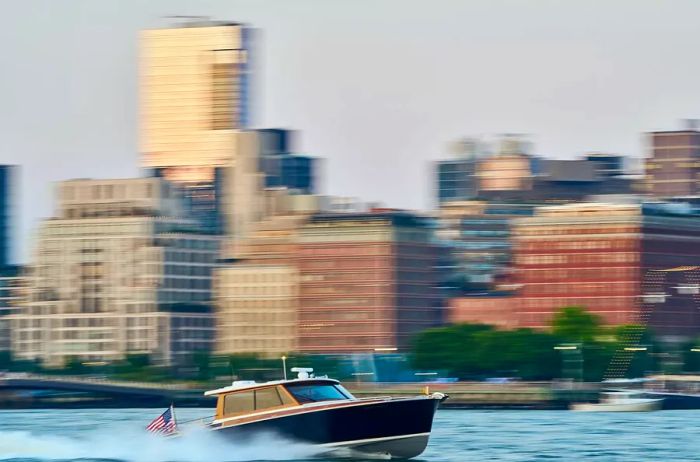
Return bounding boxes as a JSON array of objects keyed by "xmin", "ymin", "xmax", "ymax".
[
  {"xmin": 646, "ymin": 128, "xmax": 700, "ymax": 198},
  {"xmin": 296, "ymin": 211, "xmax": 444, "ymax": 353},
  {"xmin": 9, "ymin": 178, "xmax": 220, "ymax": 367},
  {"xmin": 139, "ymin": 23, "xmax": 320, "ymax": 241},
  {"xmin": 512, "ymin": 202, "xmax": 700, "ymax": 337},
  {"xmin": 140, "ymin": 21, "xmax": 250, "ymax": 182},
  {"xmin": 140, "ymin": 21, "xmax": 252, "ymax": 233}
]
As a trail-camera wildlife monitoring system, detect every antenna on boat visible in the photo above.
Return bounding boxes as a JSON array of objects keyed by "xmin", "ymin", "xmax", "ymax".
[
  {"xmin": 291, "ymin": 367, "xmax": 314, "ymax": 380},
  {"xmin": 281, "ymin": 355, "xmax": 287, "ymax": 380}
]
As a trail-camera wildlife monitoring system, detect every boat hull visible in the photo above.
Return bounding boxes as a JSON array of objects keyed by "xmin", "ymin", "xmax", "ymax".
[
  {"xmin": 605, "ymin": 388, "xmax": 700, "ymax": 410},
  {"xmin": 212, "ymin": 396, "xmax": 442, "ymax": 459},
  {"xmin": 642, "ymin": 391, "xmax": 700, "ymax": 410},
  {"xmin": 570, "ymin": 399, "xmax": 662, "ymax": 412}
]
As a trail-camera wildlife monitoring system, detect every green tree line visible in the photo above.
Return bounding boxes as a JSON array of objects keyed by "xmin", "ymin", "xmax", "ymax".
[{"xmin": 410, "ymin": 306, "xmax": 663, "ymax": 381}]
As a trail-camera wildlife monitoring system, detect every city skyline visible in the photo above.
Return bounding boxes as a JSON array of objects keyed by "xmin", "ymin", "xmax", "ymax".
[{"xmin": 5, "ymin": 0, "xmax": 700, "ymax": 261}]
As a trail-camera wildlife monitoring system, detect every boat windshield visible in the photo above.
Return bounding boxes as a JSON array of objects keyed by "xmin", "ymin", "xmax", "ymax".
[{"xmin": 285, "ymin": 383, "xmax": 352, "ymax": 404}]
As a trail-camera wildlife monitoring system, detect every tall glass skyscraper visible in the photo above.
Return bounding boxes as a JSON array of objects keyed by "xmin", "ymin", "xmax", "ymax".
[
  {"xmin": 0, "ymin": 166, "xmax": 16, "ymax": 268},
  {"xmin": 139, "ymin": 22, "xmax": 315, "ymax": 238},
  {"xmin": 140, "ymin": 21, "xmax": 252, "ymax": 234},
  {"xmin": 258, "ymin": 129, "xmax": 316, "ymax": 194},
  {"xmin": 140, "ymin": 21, "xmax": 251, "ymax": 183}
]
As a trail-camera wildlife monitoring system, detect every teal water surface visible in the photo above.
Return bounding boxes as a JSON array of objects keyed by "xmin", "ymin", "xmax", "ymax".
[{"xmin": 0, "ymin": 408, "xmax": 698, "ymax": 461}]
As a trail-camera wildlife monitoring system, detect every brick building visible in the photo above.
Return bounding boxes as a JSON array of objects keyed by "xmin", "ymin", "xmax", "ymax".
[
  {"xmin": 296, "ymin": 211, "xmax": 444, "ymax": 353},
  {"xmin": 448, "ymin": 294, "xmax": 517, "ymax": 329},
  {"xmin": 645, "ymin": 128, "xmax": 700, "ymax": 198},
  {"xmin": 512, "ymin": 202, "xmax": 700, "ymax": 337}
]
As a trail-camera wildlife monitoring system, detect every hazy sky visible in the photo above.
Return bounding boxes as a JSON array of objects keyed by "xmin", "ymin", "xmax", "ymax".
[{"xmin": 3, "ymin": 0, "xmax": 700, "ymax": 262}]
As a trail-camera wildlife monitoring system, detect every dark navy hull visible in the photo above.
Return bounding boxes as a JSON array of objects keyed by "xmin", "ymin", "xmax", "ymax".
[
  {"xmin": 213, "ymin": 397, "xmax": 442, "ymax": 459},
  {"xmin": 643, "ymin": 392, "xmax": 700, "ymax": 410}
]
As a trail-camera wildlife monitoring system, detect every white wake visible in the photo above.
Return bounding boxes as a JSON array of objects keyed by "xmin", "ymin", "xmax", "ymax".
[{"xmin": 0, "ymin": 425, "xmax": 322, "ymax": 461}]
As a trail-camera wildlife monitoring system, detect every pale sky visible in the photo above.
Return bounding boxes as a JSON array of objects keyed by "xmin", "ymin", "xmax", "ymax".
[{"xmin": 3, "ymin": 0, "xmax": 700, "ymax": 262}]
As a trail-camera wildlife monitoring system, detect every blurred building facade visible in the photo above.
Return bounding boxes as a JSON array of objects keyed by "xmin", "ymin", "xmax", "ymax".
[
  {"xmin": 140, "ymin": 21, "xmax": 252, "ymax": 234},
  {"xmin": 215, "ymin": 264, "xmax": 298, "ymax": 355},
  {"xmin": 435, "ymin": 139, "xmax": 482, "ymax": 199},
  {"xmin": 436, "ymin": 201, "xmax": 536, "ymax": 290},
  {"xmin": 140, "ymin": 21, "xmax": 251, "ymax": 182},
  {"xmin": 215, "ymin": 212, "xmax": 308, "ymax": 356},
  {"xmin": 258, "ymin": 129, "xmax": 316, "ymax": 194},
  {"xmin": 436, "ymin": 158, "xmax": 478, "ymax": 203},
  {"xmin": 214, "ymin": 196, "xmax": 381, "ymax": 357},
  {"xmin": 0, "ymin": 265, "xmax": 22, "ymax": 352},
  {"xmin": 477, "ymin": 155, "xmax": 533, "ymax": 194},
  {"xmin": 512, "ymin": 202, "xmax": 700, "ymax": 337},
  {"xmin": 296, "ymin": 211, "xmax": 444, "ymax": 353},
  {"xmin": 434, "ymin": 136, "xmax": 633, "ymax": 204},
  {"xmin": 645, "ymin": 128, "xmax": 700, "ymax": 198},
  {"xmin": 136, "ymin": 20, "xmax": 327, "ymax": 359},
  {"xmin": 447, "ymin": 294, "xmax": 517, "ymax": 329},
  {"xmin": 9, "ymin": 178, "xmax": 219, "ymax": 367},
  {"xmin": 586, "ymin": 153, "xmax": 626, "ymax": 177}
]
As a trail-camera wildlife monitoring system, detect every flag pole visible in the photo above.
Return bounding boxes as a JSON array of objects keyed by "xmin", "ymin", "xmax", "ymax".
[{"xmin": 171, "ymin": 402, "xmax": 178, "ymax": 432}]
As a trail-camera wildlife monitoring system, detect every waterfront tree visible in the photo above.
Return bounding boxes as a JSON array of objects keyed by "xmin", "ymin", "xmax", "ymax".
[
  {"xmin": 411, "ymin": 324, "xmax": 560, "ymax": 379},
  {"xmin": 551, "ymin": 306, "xmax": 602, "ymax": 343},
  {"xmin": 411, "ymin": 323, "xmax": 493, "ymax": 378}
]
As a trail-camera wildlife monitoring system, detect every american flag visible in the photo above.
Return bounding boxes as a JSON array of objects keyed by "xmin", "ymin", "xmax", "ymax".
[{"xmin": 146, "ymin": 406, "xmax": 177, "ymax": 435}]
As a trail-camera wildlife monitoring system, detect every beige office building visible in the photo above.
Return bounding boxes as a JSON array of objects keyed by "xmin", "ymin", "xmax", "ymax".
[
  {"xmin": 9, "ymin": 178, "xmax": 220, "ymax": 367},
  {"xmin": 214, "ymin": 205, "xmax": 321, "ymax": 355},
  {"xmin": 215, "ymin": 264, "xmax": 298, "ymax": 356},
  {"xmin": 140, "ymin": 21, "xmax": 251, "ymax": 184},
  {"xmin": 222, "ymin": 131, "xmax": 267, "ymax": 241}
]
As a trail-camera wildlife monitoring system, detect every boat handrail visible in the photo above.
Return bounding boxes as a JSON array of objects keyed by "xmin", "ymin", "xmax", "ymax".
[
  {"xmin": 177, "ymin": 415, "xmax": 216, "ymax": 426},
  {"xmin": 351, "ymin": 395, "xmax": 414, "ymax": 402}
]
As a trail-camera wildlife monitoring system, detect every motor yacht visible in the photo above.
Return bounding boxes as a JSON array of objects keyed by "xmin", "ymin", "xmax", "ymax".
[
  {"xmin": 606, "ymin": 375, "xmax": 700, "ymax": 410},
  {"xmin": 203, "ymin": 368, "xmax": 447, "ymax": 459},
  {"xmin": 570, "ymin": 391, "xmax": 663, "ymax": 412}
]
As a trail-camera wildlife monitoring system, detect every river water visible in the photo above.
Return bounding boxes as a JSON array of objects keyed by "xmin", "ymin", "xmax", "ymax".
[{"xmin": 0, "ymin": 408, "xmax": 698, "ymax": 461}]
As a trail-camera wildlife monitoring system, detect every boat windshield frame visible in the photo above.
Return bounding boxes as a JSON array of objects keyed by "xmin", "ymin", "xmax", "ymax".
[{"xmin": 283, "ymin": 381, "xmax": 354, "ymax": 404}]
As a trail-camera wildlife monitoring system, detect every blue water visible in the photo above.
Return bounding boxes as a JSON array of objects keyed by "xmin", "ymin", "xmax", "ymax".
[{"xmin": 0, "ymin": 408, "xmax": 698, "ymax": 461}]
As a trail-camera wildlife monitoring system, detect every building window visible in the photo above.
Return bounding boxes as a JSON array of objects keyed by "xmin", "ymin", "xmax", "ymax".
[{"xmin": 211, "ymin": 62, "xmax": 238, "ymax": 130}]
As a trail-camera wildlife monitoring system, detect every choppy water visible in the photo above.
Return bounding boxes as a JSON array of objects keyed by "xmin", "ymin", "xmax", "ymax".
[{"xmin": 0, "ymin": 408, "xmax": 698, "ymax": 461}]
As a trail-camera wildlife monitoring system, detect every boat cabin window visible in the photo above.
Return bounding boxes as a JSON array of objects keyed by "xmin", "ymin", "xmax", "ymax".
[
  {"xmin": 285, "ymin": 383, "xmax": 351, "ymax": 404},
  {"xmin": 224, "ymin": 390, "xmax": 254, "ymax": 415},
  {"xmin": 223, "ymin": 386, "xmax": 293, "ymax": 416},
  {"xmin": 255, "ymin": 386, "xmax": 294, "ymax": 409}
]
